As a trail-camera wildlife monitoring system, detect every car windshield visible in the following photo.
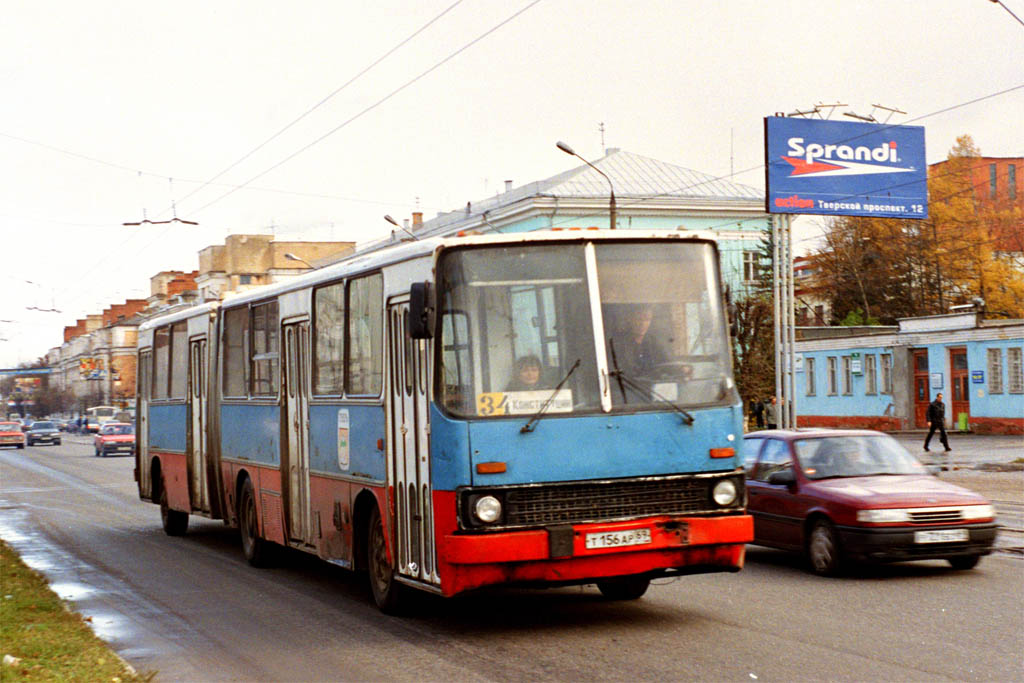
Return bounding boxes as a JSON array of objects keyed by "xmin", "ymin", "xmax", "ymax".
[
  {"xmin": 0, "ymin": 422, "xmax": 19, "ymax": 430},
  {"xmin": 794, "ymin": 435, "xmax": 927, "ymax": 479},
  {"xmin": 32, "ymin": 422, "xmax": 54, "ymax": 430},
  {"xmin": 104, "ymin": 425, "xmax": 134, "ymax": 435},
  {"xmin": 436, "ymin": 240, "xmax": 735, "ymax": 418}
]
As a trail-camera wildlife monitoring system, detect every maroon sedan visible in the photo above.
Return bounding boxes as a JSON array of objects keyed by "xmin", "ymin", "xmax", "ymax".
[{"xmin": 742, "ymin": 429, "xmax": 996, "ymax": 575}]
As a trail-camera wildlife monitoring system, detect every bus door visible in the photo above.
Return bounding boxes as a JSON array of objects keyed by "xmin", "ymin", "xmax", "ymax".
[
  {"xmin": 388, "ymin": 300, "xmax": 439, "ymax": 586},
  {"xmin": 137, "ymin": 350, "xmax": 152, "ymax": 499},
  {"xmin": 188, "ymin": 337, "xmax": 210, "ymax": 513},
  {"xmin": 283, "ymin": 321, "xmax": 314, "ymax": 546}
]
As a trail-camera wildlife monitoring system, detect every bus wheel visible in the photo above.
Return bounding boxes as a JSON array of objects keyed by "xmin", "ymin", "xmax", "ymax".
[
  {"xmin": 367, "ymin": 505, "xmax": 405, "ymax": 614},
  {"xmin": 239, "ymin": 477, "xmax": 270, "ymax": 567},
  {"xmin": 596, "ymin": 575, "xmax": 651, "ymax": 600},
  {"xmin": 159, "ymin": 482, "xmax": 189, "ymax": 536}
]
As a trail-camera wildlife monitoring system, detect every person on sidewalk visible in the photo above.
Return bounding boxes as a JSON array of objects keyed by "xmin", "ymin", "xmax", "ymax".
[
  {"xmin": 924, "ymin": 392, "xmax": 951, "ymax": 454},
  {"xmin": 765, "ymin": 396, "xmax": 778, "ymax": 430}
]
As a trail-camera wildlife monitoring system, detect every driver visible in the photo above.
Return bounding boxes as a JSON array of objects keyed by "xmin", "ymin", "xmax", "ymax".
[{"xmin": 612, "ymin": 305, "xmax": 667, "ymax": 377}]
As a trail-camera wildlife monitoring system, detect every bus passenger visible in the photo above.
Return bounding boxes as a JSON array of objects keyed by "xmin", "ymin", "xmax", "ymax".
[{"xmin": 505, "ymin": 355, "xmax": 543, "ymax": 391}]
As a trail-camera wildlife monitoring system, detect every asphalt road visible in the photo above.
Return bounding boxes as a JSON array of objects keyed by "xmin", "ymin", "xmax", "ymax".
[{"xmin": 2, "ymin": 437, "xmax": 1022, "ymax": 682}]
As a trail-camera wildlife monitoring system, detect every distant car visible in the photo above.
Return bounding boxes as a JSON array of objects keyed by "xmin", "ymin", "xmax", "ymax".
[
  {"xmin": 26, "ymin": 421, "xmax": 62, "ymax": 446},
  {"xmin": 742, "ymin": 429, "xmax": 996, "ymax": 575},
  {"xmin": 85, "ymin": 417, "xmax": 101, "ymax": 434},
  {"xmin": 0, "ymin": 421, "xmax": 26, "ymax": 449},
  {"xmin": 94, "ymin": 422, "xmax": 135, "ymax": 457}
]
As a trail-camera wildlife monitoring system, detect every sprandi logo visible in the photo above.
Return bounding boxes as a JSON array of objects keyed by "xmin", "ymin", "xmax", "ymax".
[{"xmin": 781, "ymin": 137, "xmax": 914, "ymax": 178}]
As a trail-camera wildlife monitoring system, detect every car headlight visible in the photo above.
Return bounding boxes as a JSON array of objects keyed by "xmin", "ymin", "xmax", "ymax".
[
  {"xmin": 856, "ymin": 508, "xmax": 911, "ymax": 523},
  {"xmin": 962, "ymin": 504, "xmax": 995, "ymax": 520},
  {"xmin": 473, "ymin": 495, "xmax": 502, "ymax": 524},
  {"xmin": 712, "ymin": 479, "xmax": 738, "ymax": 506}
]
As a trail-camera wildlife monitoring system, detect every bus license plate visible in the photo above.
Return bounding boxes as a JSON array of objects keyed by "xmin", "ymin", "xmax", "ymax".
[
  {"xmin": 585, "ymin": 528, "xmax": 652, "ymax": 550},
  {"xmin": 914, "ymin": 529, "xmax": 969, "ymax": 544}
]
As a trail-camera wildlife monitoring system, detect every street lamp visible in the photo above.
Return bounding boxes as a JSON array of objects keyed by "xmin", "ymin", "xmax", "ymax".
[
  {"xmin": 384, "ymin": 215, "xmax": 418, "ymax": 240},
  {"xmin": 556, "ymin": 141, "xmax": 616, "ymax": 229},
  {"xmin": 284, "ymin": 252, "xmax": 313, "ymax": 268}
]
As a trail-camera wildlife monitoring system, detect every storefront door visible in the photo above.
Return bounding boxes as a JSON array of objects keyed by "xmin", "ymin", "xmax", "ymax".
[
  {"xmin": 913, "ymin": 349, "xmax": 930, "ymax": 428},
  {"xmin": 949, "ymin": 347, "xmax": 970, "ymax": 427}
]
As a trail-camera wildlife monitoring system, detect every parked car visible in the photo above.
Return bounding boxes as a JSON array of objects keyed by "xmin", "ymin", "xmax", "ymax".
[
  {"xmin": 742, "ymin": 429, "xmax": 996, "ymax": 575},
  {"xmin": 0, "ymin": 421, "xmax": 26, "ymax": 449},
  {"xmin": 26, "ymin": 421, "xmax": 62, "ymax": 446},
  {"xmin": 94, "ymin": 422, "xmax": 135, "ymax": 457}
]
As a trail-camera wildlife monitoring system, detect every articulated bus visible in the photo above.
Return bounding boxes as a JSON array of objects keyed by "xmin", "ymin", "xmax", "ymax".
[{"xmin": 136, "ymin": 230, "xmax": 753, "ymax": 612}]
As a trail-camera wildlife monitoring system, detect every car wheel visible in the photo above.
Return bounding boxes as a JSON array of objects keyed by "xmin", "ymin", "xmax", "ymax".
[
  {"xmin": 239, "ymin": 477, "xmax": 270, "ymax": 567},
  {"xmin": 367, "ymin": 504, "xmax": 406, "ymax": 614},
  {"xmin": 807, "ymin": 519, "xmax": 842, "ymax": 576},
  {"xmin": 16, "ymin": 443, "xmax": 24, "ymax": 449},
  {"xmin": 55, "ymin": 440, "xmax": 61, "ymax": 446},
  {"xmin": 948, "ymin": 555, "xmax": 981, "ymax": 570},
  {"xmin": 596, "ymin": 575, "xmax": 651, "ymax": 600},
  {"xmin": 159, "ymin": 482, "xmax": 189, "ymax": 536}
]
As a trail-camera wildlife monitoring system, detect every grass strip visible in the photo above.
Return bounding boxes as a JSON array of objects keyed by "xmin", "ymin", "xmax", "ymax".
[{"xmin": 0, "ymin": 539, "xmax": 150, "ymax": 681}]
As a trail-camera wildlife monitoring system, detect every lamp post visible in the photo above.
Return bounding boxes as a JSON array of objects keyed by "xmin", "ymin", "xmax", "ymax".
[
  {"xmin": 556, "ymin": 141, "xmax": 616, "ymax": 229},
  {"xmin": 284, "ymin": 252, "xmax": 313, "ymax": 268},
  {"xmin": 384, "ymin": 215, "xmax": 418, "ymax": 240}
]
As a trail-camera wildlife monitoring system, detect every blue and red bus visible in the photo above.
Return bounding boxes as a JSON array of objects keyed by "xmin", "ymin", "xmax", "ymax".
[{"xmin": 136, "ymin": 230, "xmax": 752, "ymax": 612}]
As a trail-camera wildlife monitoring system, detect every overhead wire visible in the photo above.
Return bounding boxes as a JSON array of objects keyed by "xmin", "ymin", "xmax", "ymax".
[{"xmin": 46, "ymin": 0, "xmax": 545, "ymax": 318}]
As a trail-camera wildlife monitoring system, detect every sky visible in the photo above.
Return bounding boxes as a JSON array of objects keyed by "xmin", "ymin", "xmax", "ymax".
[{"xmin": 2, "ymin": 0, "xmax": 1022, "ymax": 368}]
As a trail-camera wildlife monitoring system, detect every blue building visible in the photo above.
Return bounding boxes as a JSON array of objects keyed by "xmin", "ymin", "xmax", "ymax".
[
  {"xmin": 366, "ymin": 148, "xmax": 771, "ymax": 296},
  {"xmin": 795, "ymin": 310, "xmax": 1024, "ymax": 434}
]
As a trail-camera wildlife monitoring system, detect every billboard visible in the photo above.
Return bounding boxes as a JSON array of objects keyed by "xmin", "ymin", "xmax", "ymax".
[{"xmin": 765, "ymin": 117, "xmax": 928, "ymax": 219}]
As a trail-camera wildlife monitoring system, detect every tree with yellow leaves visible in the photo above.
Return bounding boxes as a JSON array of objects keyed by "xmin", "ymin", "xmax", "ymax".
[{"xmin": 810, "ymin": 135, "xmax": 1024, "ymax": 323}]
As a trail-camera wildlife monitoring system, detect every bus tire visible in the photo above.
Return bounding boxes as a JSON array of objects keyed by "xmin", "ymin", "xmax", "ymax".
[
  {"xmin": 159, "ymin": 482, "xmax": 189, "ymax": 536},
  {"xmin": 239, "ymin": 477, "xmax": 270, "ymax": 567},
  {"xmin": 596, "ymin": 575, "xmax": 651, "ymax": 600},
  {"xmin": 367, "ymin": 505, "xmax": 406, "ymax": 614}
]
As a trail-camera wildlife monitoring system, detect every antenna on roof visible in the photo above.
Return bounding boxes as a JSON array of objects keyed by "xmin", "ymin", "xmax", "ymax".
[{"xmin": 869, "ymin": 103, "xmax": 907, "ymax": 123}]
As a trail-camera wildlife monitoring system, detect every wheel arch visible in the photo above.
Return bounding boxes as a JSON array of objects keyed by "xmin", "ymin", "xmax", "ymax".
[{"xmin": 352, "ymin": 488, "xmax": 383, "ymax": 572}]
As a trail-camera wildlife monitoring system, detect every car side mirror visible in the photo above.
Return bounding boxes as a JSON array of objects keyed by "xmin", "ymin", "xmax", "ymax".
[
  {"xmin": 767, "ymin": 469, "xmax": 797, "ymax": 487},
  {"xmin": 409, "ymin": 281, "xmax": 435, "ymax": 339}
]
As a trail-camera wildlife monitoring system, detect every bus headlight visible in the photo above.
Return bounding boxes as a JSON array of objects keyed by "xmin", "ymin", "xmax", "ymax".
[
  {"xmin": 474, "ymin": 495, "xmax": 502, "ymax": 524},
  {"xmin": 712, "ymin": 479, "xmax": 738, "ymax": 506}
]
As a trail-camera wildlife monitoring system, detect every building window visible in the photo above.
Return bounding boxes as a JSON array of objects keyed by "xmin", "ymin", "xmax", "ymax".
[
  {"xmin": 1010, "ymin": 164, "xmax": 1017, "ymax": 200},
  {"xmin": 865, "ymin": 354, "xmax": 877, "ymax": 395},
  {"xmin": 814, "ymin": 304, "xmax": 825, "ymax": 325},
  {"xmin": 827, "ymin": 357, "xmax": 837, "ymax": 395},
  {"xmin": 990, "ymin": 163, "xmax": 998, "ymax": 199},
  {"xmin": 239, "ymin": 274, "xmax": 253, "ymax": 285},
  {"xmin": 842, "ymin": 356, "xmax": 853, "ymax": 395},
  {"xmin": 806, "ymin": 357, "xmax": 816, "ymax": 396},
  {"xmin": 1009, "ymin": 347, "xmax": 1023, "ymax": 394},
  {"xmin": 743, "ymin": 251, "xmax": 760, "ymax": 282},
  {"xmin": 988, "ymin": 348, "xmax": 1003, "ymax": 394},
  {"xmin": 881, "ymin": 353, "xmax": 892, "ymax": 394}
]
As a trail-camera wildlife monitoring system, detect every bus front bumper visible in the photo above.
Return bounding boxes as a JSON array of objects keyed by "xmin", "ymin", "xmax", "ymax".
[{"xmin": 438, "ymin": 514, "xmax": 752, "ymax": 595}]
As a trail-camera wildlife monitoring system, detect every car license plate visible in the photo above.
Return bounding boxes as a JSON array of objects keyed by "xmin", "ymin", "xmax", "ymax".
[
  {"xmin": 914, "ymin": 529, "xmax": 969, "ymax": 544},
  {"xmin": 585, "ymin": 528, "xmax": 652, "ymax": 550}
]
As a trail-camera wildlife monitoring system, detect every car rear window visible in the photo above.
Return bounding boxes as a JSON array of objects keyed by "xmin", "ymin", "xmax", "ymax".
[{"xmin": 32, "ymin": 422, "xmax": 54, "ymax": 429}]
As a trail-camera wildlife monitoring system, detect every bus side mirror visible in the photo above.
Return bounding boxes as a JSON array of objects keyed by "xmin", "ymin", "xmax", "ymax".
[{"xmin": 409, "ymin": 281, "xmax": 435, "ymax": 339}]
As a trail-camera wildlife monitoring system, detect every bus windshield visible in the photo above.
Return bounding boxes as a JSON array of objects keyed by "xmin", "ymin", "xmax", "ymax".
[{"xmin": 437, "ymin": 240, "xmax": 735, "ymax": 418}]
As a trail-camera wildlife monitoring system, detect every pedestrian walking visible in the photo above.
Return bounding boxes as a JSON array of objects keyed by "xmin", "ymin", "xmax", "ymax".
[
  {"xmin": 765, "ymin": 396, "xmax": 778, "ymax": 430},
  {"xmin": 923, "ymin": 392, "xmax": 951, "ymax": 454}
]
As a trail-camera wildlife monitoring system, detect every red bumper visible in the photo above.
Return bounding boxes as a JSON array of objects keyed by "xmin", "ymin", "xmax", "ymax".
[{"xmin": 437, "ymin": 514, "xmax": 753, "ymax": 596}]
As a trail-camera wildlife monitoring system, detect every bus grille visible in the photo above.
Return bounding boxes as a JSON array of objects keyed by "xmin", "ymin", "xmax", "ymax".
[{"xmin": 504, "ymin": 477, "xmax": 715, "ymax": 527}]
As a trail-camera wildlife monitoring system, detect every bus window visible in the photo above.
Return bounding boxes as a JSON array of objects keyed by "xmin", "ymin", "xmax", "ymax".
[
  {"xmin": 169, "ymin": 322, "xmax": 188, "ymax": 399},
  {"xmin": 223, "ymin": 306, "xmax": 249, "ymax": 397},
  {"xmin": 153, "ymin": 326, "xmax": 170, "ymax": 400},
  {"xmin": 347, "ymin": 273, "xmax": 383, "ymax": 396},
  {"xmin": 251, "ymin": 301, "xmax": 279, "ymax": 396},
  {"xmin": 313, "ymin": 281, "xmax": 345, "ymax": 395}
]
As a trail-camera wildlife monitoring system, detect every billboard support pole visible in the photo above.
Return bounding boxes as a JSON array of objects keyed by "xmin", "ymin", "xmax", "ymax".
[
  {"xmin": 772, "ymin": 213, "xmax": 797, "ymax": 429},
  {"xmin": 772, "ymin": 215, "xmax": 782, "ymax": 425}
]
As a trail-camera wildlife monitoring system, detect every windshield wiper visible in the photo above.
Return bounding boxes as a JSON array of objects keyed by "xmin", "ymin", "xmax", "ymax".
[
  {"xmin": 521, "ymin": 359, "xmax": 581, "ymax": 433},
  {"xmin": 605, "ymin": 344, "xmax": 694, "ymax": 426}
]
